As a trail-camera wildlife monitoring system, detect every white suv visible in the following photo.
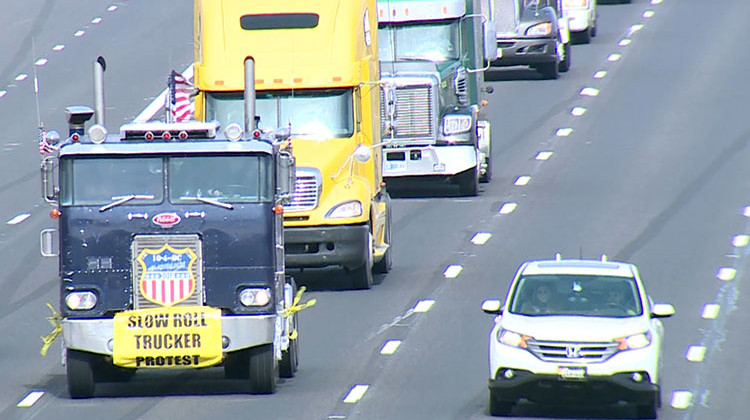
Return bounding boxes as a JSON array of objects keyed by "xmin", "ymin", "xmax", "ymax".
[{"xmin": 482, "ymin": 255, "xmax": 674, "ymax": 418}]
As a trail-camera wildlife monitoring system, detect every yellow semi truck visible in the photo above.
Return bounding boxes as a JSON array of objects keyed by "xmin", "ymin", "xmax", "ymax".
[{"xmin": 193, "ymin": 0, "xmax": 391, "ymax": 289}]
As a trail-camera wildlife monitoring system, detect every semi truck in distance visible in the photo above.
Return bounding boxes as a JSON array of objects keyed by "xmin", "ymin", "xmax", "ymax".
[
  {"xmin": 193, "ymin": 0, "xmax": 392, "ymax": 289},
  {"xmin": 377, "ymin": 0, "xmax": 497, "ymax": 196}
]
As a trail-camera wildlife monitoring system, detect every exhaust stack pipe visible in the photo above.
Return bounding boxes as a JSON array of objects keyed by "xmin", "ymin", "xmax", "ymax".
[
  {"xmin": 244, "ymin": 57, "xmax": 256, "ymax": 135},
  {"xmin": 93, "ymin": 56, "xmax": 106, "ymax": 126}
]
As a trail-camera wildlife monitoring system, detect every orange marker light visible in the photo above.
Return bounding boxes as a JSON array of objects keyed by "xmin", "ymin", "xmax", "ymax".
[
  {"xmin": 50, "ymin": 208, "xmax": 61, "ymax": 219},
  {"xmin": 273, "ymin": 204, "xmax": 284, "ymax": 214}
]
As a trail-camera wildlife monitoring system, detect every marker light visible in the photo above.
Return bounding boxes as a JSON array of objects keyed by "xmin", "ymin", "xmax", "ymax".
[
  {"xmin": 239, "ymin": 288, "xmax": 271, "ymax": 307},
  {"xmin": 225, "ymin": 123, "xmax": 243, "ymax": 141},
  {"xmin": 50, "ymin": 208, "xmax": 61, "ymax": 219},
  {"xmin": 162, "ymin": 131, "xmax": 171, "ymax": 140},
  {"xmin": 71, "ymin": 133, "xmax": 80, "ymax": 142},
  {"xmin": 65, "ymin": 291, "xmax": 97, "ymax": 310},
  {"xmin": 144, "ymin": 131, "xmax": 154, "ymax": 141},
  {"xmin": 178, "ymin": 131, "xmax": 189, "ymax": 140},
  {"xmin": 88, "ymin": 124, "xmax": 108, "ymax": 144}
]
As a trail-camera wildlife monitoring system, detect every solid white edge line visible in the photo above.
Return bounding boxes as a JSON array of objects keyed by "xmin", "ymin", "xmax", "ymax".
[
  {"xmin": 343, "ymin": 384, "xmax": 369, "ymax": 403},
  {"xmin": 7, "ymin": 213, "xmax": 31, "ymax": 225},
  {"xmin": 444, "ymin": 264, "xmax": 463, "ymax": 278},
  {"xmin": 380, "ymin": 340, "xmax": 402, "ymax": 355},
  {"xmin": 17, "ymin": 391, "xmax": 44, "ymax": 408},
  {"xmin": 135, "ymin": 64, "xmax": 194, "ymax": 122}
]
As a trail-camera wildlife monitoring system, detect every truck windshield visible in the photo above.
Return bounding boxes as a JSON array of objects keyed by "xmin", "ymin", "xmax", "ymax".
[
  {"xmin": 60, "ymin": 154, "xmax": 273, "ymax": 206},
  {"xmin": 206, "ymin": 88, "xmax": 354, "ymax": 139},
  {"xmin": 379, "ymin": 20, "xmax": 460, "ymax": 62},
  {"xmin": 168, "ymin": 154, "xmax": 273, "ymax": 204},
  {"xmin": 59, "ymin": 157, "xmax": 164, "ymax": 206}
]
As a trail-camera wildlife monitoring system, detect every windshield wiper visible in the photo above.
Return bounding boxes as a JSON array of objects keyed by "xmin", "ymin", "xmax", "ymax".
[
  {"xmin": 180, "ymin": 195, "xmax": 234, "ymax": 210},
  {"xmin": 99, "ymin": 194, "xmax": 155, "ymax": 212}
]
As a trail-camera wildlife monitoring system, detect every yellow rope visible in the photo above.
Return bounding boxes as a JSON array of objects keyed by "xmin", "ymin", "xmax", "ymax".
[
  {"xmin": 40, "ymin": 303, "xmax": 63, "ymax": 357},
  {"xmin": 282, "ymin": 286, "xmax": 316, "ymax": 340}
]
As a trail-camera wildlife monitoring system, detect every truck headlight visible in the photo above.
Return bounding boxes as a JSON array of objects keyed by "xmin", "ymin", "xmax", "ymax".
[
  {"xmin": 239, "ymin": 288, "xmax": 272, "ymax": 307},
  {"xmin": 563, "ymin": 0, "xmax": 588, "ymax": 9},
  {"xmin": 497, "ymin": 329, "xmax": 529, "ymax": 349},
  {"xmin": 65, "ymin": 291, "xmax": 97, "ymax": 310},
  {"xmin": 325, "ymin": 201, "xmax": 363, "ymax": 219},
  {"xmin": 616, "ymin": 331, "xmax": 652, "ymax": 350},
  {"xmin": 442, "ymin": 115, "xmax": 472, "ymax": 136},
  {"xmin": 526, "ymin": 22, "xmax": 552, "ymax": 36}
]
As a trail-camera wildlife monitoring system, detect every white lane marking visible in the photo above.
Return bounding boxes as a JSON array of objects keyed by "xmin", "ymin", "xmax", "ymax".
[
  {"xmin": 618, "ymin": 38, "xmax": 632, "ymax": 46},
  {"xmin": 593, "ymin": 70, "xmax": 607, "ymax": 79},
  {"xmin": 471, "ymin": 232, "xmax": 492, "ymax": 245},
  {"xmin": 108, "ymin": 5, "xmax": 119, "ymax": 12},
  {"xmin": 15, "ymin": 73, "xmax": 28, "ymax": 81},
  {"xmin": 686, "ymin": 346, "xmax": 706, "ymax": 362},
  {"xmin": 651, "ymin": 0, "xmax": 663, "ymax": 4},
  {"xmin": 701, "ymin": 303, "xmax": 720, "ymax": 319},
  {"xmin": 498, "ymin": 202, "xmax": 517, "ymax": 215},
  {"xmin": 643, "ymin": 10, "xmax": 655, "ymax": 18},
  {"xmin": 74, "ymin": 30, "xmax": 86, "ymax": 37},
  {"xmin": 17, "ymin": 390, "xmax": 44, "ymax": 408},
  {"xmin": 444, "ymin": 264, "xmax": 463, "ymax": 278},
  {"xmin": 135, "ymin": 64, "xmax": 194, "ymax": 122},
  {"xmin": 52, "ymin": 44, "xmax": 65, "ymax": 52},
  {"xmin": 716, "ymin": 267, "xmax": 736, "ymax": 281},
  {"xmin": 91, "ymin": 17, "xmax": 103, "ymax": 24},
  {"xmin": 328, "ymin": 416, "xmax": 346, "ymax": 419},
  {"xmin": 628, "ymin": 24, "xmax": 644, "ymax": 35},
  {"xmin": 671, "ymin": 391, "xmax": 692, "ymax": 409},
  {"xmin": 607, "ymin": 53, "xmax": 622, "ymax": 62},
  {"xmin": 7, "ymin": 213, "xmax": 31, "ymax": 225},
  {"xmin": 732, "ymin": 234, "xmax": 750, "ymax": 247},
  {"xmin": 514, "ymin": 175, "xmax": 531, "ymax": 186},
  {"xmin": 0, "ymin": 90, "xmax": 6, "ymax": 99},
  {"xmin": 571, "ymin": 107, "xmax": 586, "ymax": 116},
  {"xmin": 380, "ymin": 340, "xmax": 402, "ymax": 355},
  {"xmin": 580, "ymin": 87, "xmax": 599, "ymax": 97},
  {"xmin": 535, "ymin": 151, "xmax": 553, "ymax": 160},
  {"xmin": 556, "ymin": 128, "xmax": 573, "ymax": 137},
  {"xmin": 35, "ymin": 58, "xmax": 48, "ymax": 66},
  {"xmin": 743, "ymin": 206, "xmax": 750, "ymax": 217},
  {"xmin": 413, "ymin": 299, "xmax": 435, "ymax": 313},
  {"xmin": 343, "ymin": 384, "xmax": 369, "ymax": 403}
]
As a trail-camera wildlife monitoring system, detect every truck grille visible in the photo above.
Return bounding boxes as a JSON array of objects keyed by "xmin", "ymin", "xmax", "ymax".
[
  {"xmin": 526, "ymin": 339, "xmax": 620, "ymax": 363},
  {"xmin": 131, "ymin": 234, "xmax": 203, "ymax": 309},
  {"xmin": 284, "ymin": 169, "xmax": 320, "ymax": 212},
  {"xmin": 380, "ymin": 84, "xmax": 434, "ymax": 142}
]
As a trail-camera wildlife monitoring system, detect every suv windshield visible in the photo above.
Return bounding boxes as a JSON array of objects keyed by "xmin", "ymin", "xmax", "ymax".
[
  {"xmin": 509, "ymin": 274, "xmax": 642, "ymax": 317},
  {"xmin": 379, "ymin": 20, "xmax": 460, "ymax": 62},
  {"xmin": 206, "ymin": 88, "xmax": 354, "ymax": 139}
]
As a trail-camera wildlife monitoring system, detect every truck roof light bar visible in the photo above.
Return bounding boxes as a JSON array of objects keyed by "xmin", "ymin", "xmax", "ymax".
[{"xmin": 119, "ymin": 121, "xmax": 220, "ymax": 141}]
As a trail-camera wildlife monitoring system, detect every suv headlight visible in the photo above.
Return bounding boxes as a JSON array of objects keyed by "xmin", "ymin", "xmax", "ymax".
[
  {"xmin": 325, "ymin": 200, "xmax": 363, "ymax": 219},
  {"xmin": 497, "ymin": 328, "xmax": 529, "ymax": 348},
  {"xmin": 526, "ymin": 22, "xmax": 552, "ymax": 37},
  {"xmin": 65, "ymin": 291, "xmax": 97, "ymax": 310},
  {"xmin": 239, "ymin": 288, "xmax": 271, "ymax": 307},
  {"xmin": 443, "ymin": 115, "xmax": 472, "ymax": 136},
  {"xmin": 616, "ymin": 331, "xmax": 652, "ymax": 350}
]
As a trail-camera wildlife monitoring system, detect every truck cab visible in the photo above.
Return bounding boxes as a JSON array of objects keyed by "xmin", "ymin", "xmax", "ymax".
[{"xmin": 377, "ymin": 0, "xmax": 497, "ymax": 196}]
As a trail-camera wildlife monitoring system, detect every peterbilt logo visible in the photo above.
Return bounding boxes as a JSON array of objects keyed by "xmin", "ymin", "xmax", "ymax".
[
  {"xmin": 566, "ymin": 345, "xmax": 581, "ymax": 358},
  {"xmin": 137, "ymin": 244, "xmax": 197, "ymax": 306},
  {"xmin": 152, "ymin": 212, "xmax": 181, "ymax": 228}
]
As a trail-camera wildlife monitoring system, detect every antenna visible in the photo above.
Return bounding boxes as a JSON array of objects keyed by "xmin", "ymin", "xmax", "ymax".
[{"xmin": 32, "ymin": 38, "xmax": 44, "ymax": 143}]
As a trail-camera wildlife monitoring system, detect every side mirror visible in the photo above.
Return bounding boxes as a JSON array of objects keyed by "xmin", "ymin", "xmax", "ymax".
[
  {"xmin": 41, "ymin": 155, "xmax": 59, "ymax": 204},
  {"xmin": 276, "ymin": 149, "xmax": 296, "ymax": 205},
  {"xmin": 482, "ymin": 299, "xmax": 502, "ymax": 314},
  {"xmin": 651, "ymin": 303, "xmax": 675, "ymax": 318},
  {"xmin": 484, "ymin": 18, "xmax": 497, "ymax": 62}
]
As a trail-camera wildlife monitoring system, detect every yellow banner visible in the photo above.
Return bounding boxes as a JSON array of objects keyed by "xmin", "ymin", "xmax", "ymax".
[{"xmin": 113, "ymin": 306, "xmax": 222, "ymax": 368}]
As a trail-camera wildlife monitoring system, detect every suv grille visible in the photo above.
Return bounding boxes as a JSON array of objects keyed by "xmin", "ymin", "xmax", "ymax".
[
  {"xmin": 284, "ymin": 169, "xmax": 320, "ymax": 212},
  {"xmin": 526, "ymin": 339, "xmax": 620, "ymax": 363},
  {"xmin": 380, "ymin": 84, "xmax": 434, "ymax": 142},
  {"xmin": 131, "ymin": 234, "xmax": 203, "ymax": 309}
]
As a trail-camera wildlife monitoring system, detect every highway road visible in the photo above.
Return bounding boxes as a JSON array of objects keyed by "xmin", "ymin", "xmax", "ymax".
[{"xmin": 1, "ymin": 0, "xmax": 749, "ymax": 419}]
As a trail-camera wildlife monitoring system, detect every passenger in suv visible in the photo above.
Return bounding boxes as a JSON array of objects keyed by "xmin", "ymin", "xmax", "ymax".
[{"xmin": 481, "ymin": 255, "xmax": 675, "ymax": 418}]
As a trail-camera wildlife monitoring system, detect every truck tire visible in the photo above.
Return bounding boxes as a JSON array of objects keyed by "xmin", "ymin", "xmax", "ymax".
[
  {"xmin": 558, "ymin": 43, "xmax": 571, "ymax": 72},
  {"xmin": 458, "ymin": 166, "xmax": 479, "ymax": 196},
  {"xmin": 224, "ymin": 349, "xmax": 249, "ymax": 379},
  {"xmin": 280, "ymin": 278, "xmax": 299, "ymax": 378},
  {"xmin": 248, "ymin": 344, "xmax": 278, "ymax": 394},
  {"xmin": 479, "ymin": 141, "xmax": 492, "ymax": 183},
  {"xmin": 67, "ymin": 349, "xmax": 96, "ymax": 399},
  {"xmin": 636, "ymin": 399, "xmax": 658, "ymax": 419},
  {"xmin": 348, "ymin": 232, "xmax": 373, "ymax": 289},
  {"xmin": 373, "ymin": 195, "xmax": 393, "ymax": 274}
]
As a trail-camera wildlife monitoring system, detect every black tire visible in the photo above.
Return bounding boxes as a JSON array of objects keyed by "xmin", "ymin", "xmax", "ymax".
[
  {"xmin": 458, "ymin": 166, "xmax": 479, "ymax": 196},
  {"xmin": 578, "ymin": 28, "xmax": 591, "ymax": 44},
  {"xmin": 248, "ymin": 344, "xmax": 278, "ymax": 394},
  {"xmin": 489, "ymin": 392, "xmax": 513, "ymax": 416},
  {"xmin": 538, "ymin": 60, "xmax": 559, "ymax": 80},
  {"xmin": 94, "ymin": 358, "xmax": 136, "ymax": 382},
  {"xmin": 479, "ymin": 139, "xmax": 492, "ymax": 183},
  {"xmin": 66, "ymin": 349, "xmax": 96, "ymax": 399},
  {"xmin": 636, "ymin": 400, "xmax": 658, "ymax": 419},
  {"xmin": 558, "ymin": 43, "xmax": 571, "ymax": 72},
  {"xmin": 280, "ymin": 278, "xmax": 299, "ymax": 378},
  {"xmin": 348, "ymin": 232, "xmax": 373, "ymax": 289},
  {"xmin": 591, "ymin": 19, "xmax": 597, "ymax": 37},
  {"xmin": 373, "ymin": 194, "xmax": 393, "ymax": 274},
  {"xmin": 224, "ymin": 349, "xmax": 250, "ymax": 379}
]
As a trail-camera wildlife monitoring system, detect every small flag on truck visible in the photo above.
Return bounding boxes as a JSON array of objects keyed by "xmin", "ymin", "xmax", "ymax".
[{"xmin": 168, "ymin": 70, "xmax": 195, "ymax": 122}]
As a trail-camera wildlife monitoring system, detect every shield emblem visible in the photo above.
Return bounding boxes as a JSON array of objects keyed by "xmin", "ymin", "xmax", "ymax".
[{"xmin": 137, "ymin": 244, "xmax": 198, "ymax": 306}]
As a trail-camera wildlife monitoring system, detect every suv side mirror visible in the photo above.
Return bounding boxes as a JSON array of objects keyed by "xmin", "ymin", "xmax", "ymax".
[
  {"xmin": 482, "ymin": 299, "xmax": 503, "ymax": 314},
  {"xmin": 651, "ymin": 303, "xmax": 675, "ymax": 318}
]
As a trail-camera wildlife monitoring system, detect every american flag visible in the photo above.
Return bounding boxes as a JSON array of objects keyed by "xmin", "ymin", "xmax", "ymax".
[
  {"xmin": 38, "ymin": 127, "xmax": 56, "ymax": 155},
  {"xmin": 169, "ymin": 70, "xmax": 195, "ymax": 122}
]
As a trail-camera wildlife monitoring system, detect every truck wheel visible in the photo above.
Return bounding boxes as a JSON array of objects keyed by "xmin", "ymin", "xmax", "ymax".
[
  {"xmin": 224, "ymin": 349, "xmax": 249, "ymax": 379},
  {"xmin": 479, "ymin": 142, "xmax": 492, "ymax": 183},
  {"xmin": 489, "ymin": 391, "xmax": 513, "ymax": 416},
  {"xmin": 248, "ymin": 344, "xmax": 278, "ymax": 394},
  {"xmin": 67, "ymin": 349, "xmax": 96, "ymax": 399},
  {"xmin": 279, "ymin": 330, "xmax": 298, "ymax": 378},
  {"xmin": 348, "ymin": 232, "xmax": 373, "ymax": 289},
  {"xmin": 94, "ymin": 358, "xmax": 136, "ymax": 382},
  {"xmin": 558, "ymin": 43, "xmax": 571, "ymax": 72},
  {"xmin": 458, "ymin": 166, "xmax": 479, "ymax": 196},
  {"xmin": 373, "ymin": 195, "xmax": 393, "ymax": 274}
]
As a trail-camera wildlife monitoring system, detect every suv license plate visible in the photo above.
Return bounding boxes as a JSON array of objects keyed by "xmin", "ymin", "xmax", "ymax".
[{"xmin": 558, "ymin": 366, "xmax": 586, "ymax": 380}]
